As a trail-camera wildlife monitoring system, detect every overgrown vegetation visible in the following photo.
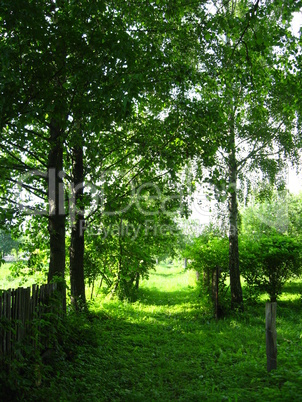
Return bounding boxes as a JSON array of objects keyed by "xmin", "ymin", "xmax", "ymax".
[
  {"xmin": 1, "ymin": 263, "xmax": 302, "ymax": 401},
  {"xmin": 1, "ymin": 0, "xmax": 302, "ymax": 399},
  {"xmin": 240, "ymin": 234, "xmax": 302, "ymax": 302}
]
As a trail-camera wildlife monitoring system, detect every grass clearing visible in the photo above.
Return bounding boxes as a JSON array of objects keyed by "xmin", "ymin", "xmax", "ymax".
[{"xmin": 2, "ymin": 262, "xmax": 302, "ymax": 401}]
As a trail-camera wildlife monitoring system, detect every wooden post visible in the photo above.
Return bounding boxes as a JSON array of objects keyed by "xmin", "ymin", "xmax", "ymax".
[
  {"xmin": 214, "ymin": 266, "xmax": 219, "ymax": 320},
  {"xmin": 0, "ymin": 292, "xmax": 2, "ymax": 356},
  {"xmin": 184, "ymin": 258, "xmax": 187, "ymax": 269},
  {"xmin": 6, "ymin": 289, "xmax": 12, "ymax": 355},
  {"xmin": 266, "ymin": 302, "xmax": 277, "ymax": 372}
]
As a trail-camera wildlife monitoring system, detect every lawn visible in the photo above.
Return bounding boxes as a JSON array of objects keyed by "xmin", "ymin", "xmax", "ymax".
[{"xmin": 1, "ymin": 262, "xmax": 302, "ymax": 401}]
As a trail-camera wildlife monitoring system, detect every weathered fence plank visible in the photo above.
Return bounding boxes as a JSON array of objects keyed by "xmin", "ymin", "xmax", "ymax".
[
  {"xmin": 5, "ymin": 290, "xmax": 11, "ymax": 355},
  {"xmin": 266, "ymin": 302, "xmax": 277, "ymax": 372}
]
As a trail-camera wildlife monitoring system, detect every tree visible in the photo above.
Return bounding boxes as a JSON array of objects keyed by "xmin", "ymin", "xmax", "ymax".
[
  {"xmin": 188, "ymin": 0, "xmax": 302, "ymax": 309},
  {"xmin": 185, "ymin": 231, "xmax": 228, "ymax": 283},
  {"xmin": 84, "ymin": 158, "xmax": 184, "ymax": 300},
  {"xmin": 184, "ymin": 228, "xmax": 229, "ymax": 316},
  {"xmin": 242, "ymin": 189, "xmax": 302, "ymax": 238},
  {"xmin": 0, "ymin": 0, "xmax": 210, "ymax": 307},
  {"xmin": 240, "ymin": 190, "xmax": 302, "ymax": 301},
  {"xmin": 0, "ymin": 230, "xmax": 19, "ymax": 258}
]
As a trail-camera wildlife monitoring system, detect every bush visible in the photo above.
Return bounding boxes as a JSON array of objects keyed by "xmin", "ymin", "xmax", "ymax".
[
  {"xmin": 240, "ymin": 234, "xmax": 302, "ymax": 302},
  {"xmin": 184, "ymin": 232, "xmax": 229, "ymax": 316}
]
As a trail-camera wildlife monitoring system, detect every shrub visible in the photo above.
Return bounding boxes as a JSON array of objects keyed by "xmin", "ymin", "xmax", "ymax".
[
  {"xmin": 240, "ymin": 234, "xmax": 302, "ymax": 302},
  {"xmin": 184, "ymin": 232, "xmax": 229, "ymax": 316}
]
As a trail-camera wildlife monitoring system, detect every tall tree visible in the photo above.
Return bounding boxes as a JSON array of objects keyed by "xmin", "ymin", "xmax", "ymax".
[
  {"xmin": 0, "ymin": 0, "xmax": 210, "ymax": 306},
  {"xmin": 183, "ymin": 0, "xmax": 302, "ymax": 309}
]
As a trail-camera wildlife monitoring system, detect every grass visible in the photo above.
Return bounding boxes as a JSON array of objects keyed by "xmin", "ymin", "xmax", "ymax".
[
  {"xmin": 1, "ymin": 262, "xmax": 302, "ymax": 401},
  {"xmin": 0, "ymin": 262, "xmax": 46, "ymax": 290}
]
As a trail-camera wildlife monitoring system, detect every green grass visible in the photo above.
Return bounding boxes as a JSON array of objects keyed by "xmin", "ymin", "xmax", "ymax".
[
  {"xmin": 2, "ymin": 263, "xmax": 302, "ymax": 401},
  {"xmin": 0, "ymin": 262, "xmax": 46, "ymax": 290}
]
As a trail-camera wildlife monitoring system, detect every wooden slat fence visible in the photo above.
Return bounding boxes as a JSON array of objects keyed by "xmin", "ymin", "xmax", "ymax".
[{"xmin": 0, "ymin": 283, "xmax": 65, "ymax": 358}]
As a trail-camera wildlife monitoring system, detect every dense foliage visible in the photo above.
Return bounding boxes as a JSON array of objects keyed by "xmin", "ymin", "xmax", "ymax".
[
  {"xmin": 0, "ymin": 230, "xmax": 19, "ymax": 258},
  {"xmin": 185, "ymin": 191, "xmax": 302, "ymax": 307},
  {"xmin": 0, "ymin": 0, "xmax": 301, "ymax": 308},
  {"xmin": 239, "ymin": 192, "xmax": 302, "ymax": 301},
  {"xmin": 240, "ymin": 234, "xmax": 302, "ymax": 302},
  {"xmin": 184, "ymin": 230, "xmax": 229, "ymax": 315},
  {"xmin": 1, "ymin": 1, "xmax": 302, "ymax": 399}
]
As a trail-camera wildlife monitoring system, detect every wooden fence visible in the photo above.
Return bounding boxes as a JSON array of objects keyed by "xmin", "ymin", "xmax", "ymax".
[{"xmin": 0, "ymin": 283, "xmax": 65, "ymax": 358}]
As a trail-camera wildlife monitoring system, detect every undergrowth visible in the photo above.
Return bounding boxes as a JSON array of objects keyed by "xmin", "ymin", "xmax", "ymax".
[{"xmin": 1, "ymin": 263, "xmax": 302, "ymax": 401}]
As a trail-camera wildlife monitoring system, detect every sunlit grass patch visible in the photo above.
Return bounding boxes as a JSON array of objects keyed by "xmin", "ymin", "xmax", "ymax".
[
  {"xmin": 0, "ymin": 262, "xmax": 46, "ymax": 290},
  {"xmin": 140, "ymin": 261, "xmax": 197, "ymax": 293}
]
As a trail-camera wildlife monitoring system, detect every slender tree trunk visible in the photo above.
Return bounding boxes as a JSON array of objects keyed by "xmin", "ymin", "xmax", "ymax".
[
  {"xmin": 90, "ymin": 279, "xmax": 95, "ymax": 300},
  {"xmin": 48, "ymin": 119, "xmax": 65, "ymax": 283},
  {"xmin": 228, "ymin": 128, "xmax": 243, "ymax": 311},
  {"xmin": 135, "ymin": 273, "xmax": 140, "ymax": 289},
  {"xmin": 202, "ymin": 268, "xmax": 209, "ymax": 288},
  {"xmin": 69, "ymin": 142, "xmax": 86, "ymax": 308}
]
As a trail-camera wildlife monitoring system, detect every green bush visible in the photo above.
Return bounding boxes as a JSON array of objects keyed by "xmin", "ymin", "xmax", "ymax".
[
  {"xmin": 184, "ymin": 232, "xmax": 229, "ymax": 315},
  {"xmin": 240, "ymin": 234, "xmax": 302, "ymax": 302}
]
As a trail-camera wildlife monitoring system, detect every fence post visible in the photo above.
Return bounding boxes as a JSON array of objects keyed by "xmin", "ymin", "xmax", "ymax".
[
  {"xmin": 5, "ymin": 289, "xmax": 12, "ymax": 355},
  {"xmin": 0, "ymin": 292, "xmax": 2, "ymax": 357},
  {"xmin": 213, "ymin": 266, "xmax": 219, "ymax": 320},
  {"xmin": 266, "ymin": 302, "xmax": 277, "ymax": 372}
]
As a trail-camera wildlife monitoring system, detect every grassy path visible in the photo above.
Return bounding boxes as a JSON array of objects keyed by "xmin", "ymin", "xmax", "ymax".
[{"xmin": 33, "ymin": 263, "xmax": 302, "ymax": 401}]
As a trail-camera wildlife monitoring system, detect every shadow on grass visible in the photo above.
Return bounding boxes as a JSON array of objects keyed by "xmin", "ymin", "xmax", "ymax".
[
  {"xmin": 243, "ymin": 280, "xmax": 302, "ymax": 322},
  {"xmin": 87, "ymin": 312, "xmax": 224, "ymax": 402},
  {"xmin": 136, "ymin": 286, "xmax": 200, "ymax": 307},
  {"xmin": 282, "ymin": 280, "xmax": 302, "ymax": 295},
  {"xmin": 87, "ymin": 272, "xmax": 302, "ymax": 401},
  {"xmin": 151, "ymin": 270, "xmax": 185, "ymax": 278}
]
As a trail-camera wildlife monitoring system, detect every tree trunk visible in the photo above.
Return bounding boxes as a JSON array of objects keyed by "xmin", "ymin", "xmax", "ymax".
[
  {"xmin": 69, "ymin": 143, "xmax": 86, "ymax": 308},
  {"xmin": 48, "ymin": 119, "xmax": 65, "ymax": 284},
  {"xmin": 135, "ymin": 273, "xmax": 140, "ymax": 289},
  {"xmin": 203, "ymin": 268, "xmax": 209, "ymax": 288},
  {"xmin": 228, "ymin": 126, "xmax": 243, "ymax": 311}
]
